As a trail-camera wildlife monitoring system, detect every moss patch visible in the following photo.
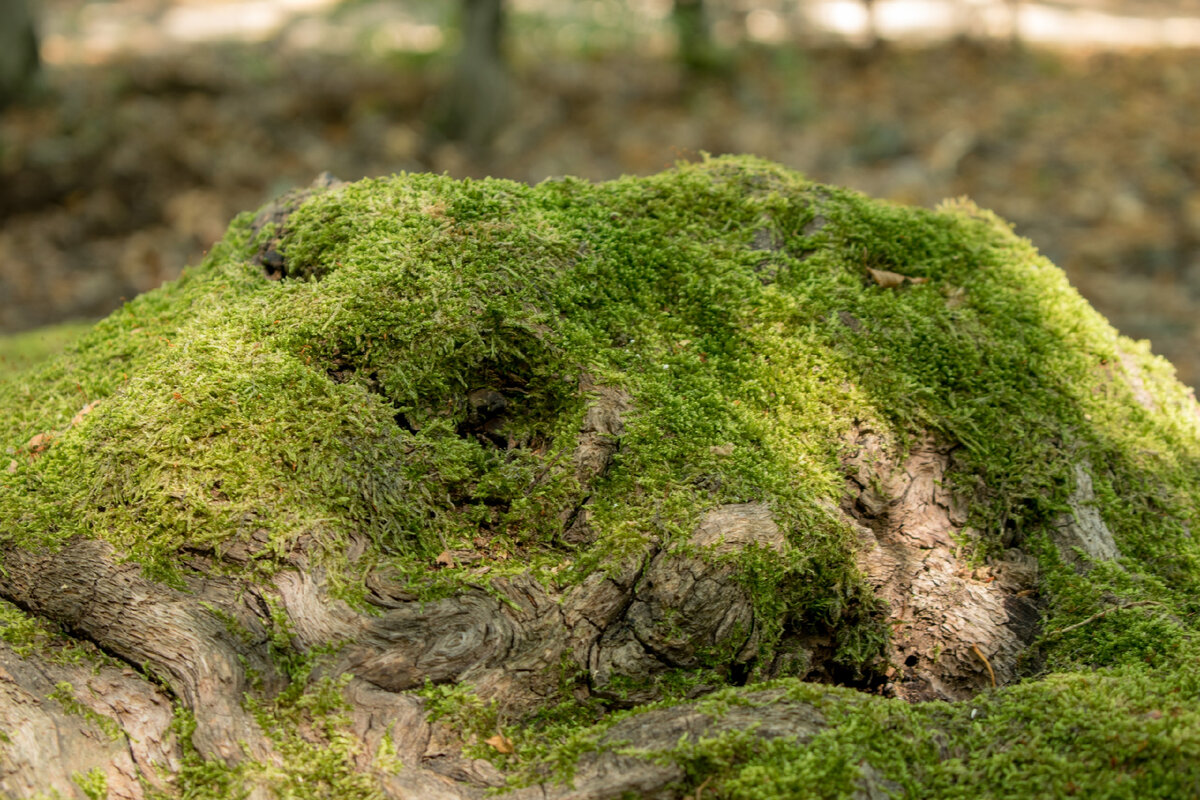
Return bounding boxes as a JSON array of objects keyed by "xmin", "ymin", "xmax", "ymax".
[{"xmin": 0, "ymin": 320, "xmax": 93, "ymax": 377}]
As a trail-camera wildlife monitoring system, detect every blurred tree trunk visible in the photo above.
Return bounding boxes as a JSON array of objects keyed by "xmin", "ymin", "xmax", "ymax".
[
  {"xmin": 431, "ymin": 0, "xmax": 511, "ymax": 150},
  {"xmin": 0, "ymin": 0, "xmax": 39, "ymax": 110},
  {"xmin": 1009, "ymin": 0, "xmax": 1024, "ymax": 46},
  {"xmin": 672, "ymin": 0, "xmax": 718, "ymax": 73},
  {"xmin": 862, "ymin": 0, "xmax": 880, "ymax": 50}
]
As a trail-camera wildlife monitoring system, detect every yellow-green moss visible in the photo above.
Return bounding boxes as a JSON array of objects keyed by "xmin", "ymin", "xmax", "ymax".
[{"xmin": 0, "ymin": 320, "xmax": 94, "ymax": 378}]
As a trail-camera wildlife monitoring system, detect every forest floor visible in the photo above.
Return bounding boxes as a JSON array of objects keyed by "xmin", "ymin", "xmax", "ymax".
[{"xmin": 2, "ymin": 5, "xmax": 1200, "ymax": 385}]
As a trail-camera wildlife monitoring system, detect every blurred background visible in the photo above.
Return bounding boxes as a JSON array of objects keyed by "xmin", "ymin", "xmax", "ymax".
[{"xmin": 2, "ymin": 0, "xmax": 1200, "ymax": 386}]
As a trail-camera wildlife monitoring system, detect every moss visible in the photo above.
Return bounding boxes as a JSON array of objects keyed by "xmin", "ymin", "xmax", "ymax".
[
  {"xmin": 0, "ymin": 320, "xmax": 94, "ymax": 378},
  {"xmin": 150, "ymin": 708, "xmax": 247, "ymax": 800},
  {"xmin": 508, "ymin": 661, "xmax": 1200, "ymax": 799},
  {"xmin": 664, "ymin": 659, "xmax": 1200, "ymax": 799},
  {"xmin": 245, "ymin": 671, "xmax": 385, "ymax": 799},
  {"xmin": 4, "ymin": 155, "xmax": 1200, "ymax": 795},
  {"xmin": 419, "ymin": 679, "xmax": 514, "ymax": 766},
  {"xmin": 71, "ymin": 767, "xmax": 108, "ymax": 800},
  {"xmin": 152, "ymin": 652, "xmax": 387, "ymax": 799}
]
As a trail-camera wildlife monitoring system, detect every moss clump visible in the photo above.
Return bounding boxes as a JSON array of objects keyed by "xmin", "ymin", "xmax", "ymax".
[
  {"xmin": 3, "ymin": 155, "xmax": 1200, "ymax": 796},
  {"xmin": 597, "ymin": 665, "xmax": 1197, "ymax": 800}
]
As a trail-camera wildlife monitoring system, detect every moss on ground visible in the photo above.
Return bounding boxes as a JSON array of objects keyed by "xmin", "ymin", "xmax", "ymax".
[
  {"xmin": 0, "ymin": 320, "xmax": 93, "ymax": 377},
  {"xmin": 3, "ymin": 155, "xmax": 1200, "ymax": 797}
]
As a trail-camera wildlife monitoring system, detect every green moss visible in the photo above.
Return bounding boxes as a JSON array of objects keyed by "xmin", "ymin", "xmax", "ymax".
[
  {"xmin": 150, "ymin": 708, "xmax": 247, "ymax": 800},
  {"xmin": 694, "ymin": 659, "xmax": 1200, "ymax": 799},
  {"xmin": 508, "ymin": 662, "xmax": 1200, "ymax": 799},
  {"xmin": 71, "ymin": 767, "xmax": 108, "ymax": 800},
  {"xmin": 246, "ymin": 672, "xmax": 384, "ymax": 799},
  {"xmin": 419, "ymin": 679, "xmax": 515, "ymax": 766},
  {"xmin": 0, "ymin": 320, "xmax": 94, "ymax": 378},
  {"xmin": 154, "ymin": 654, "xmax": 385, "ymax": 799},
  {"xmin": 4, "ymin": 155, "xmax": 1200, "ymax": 795}
]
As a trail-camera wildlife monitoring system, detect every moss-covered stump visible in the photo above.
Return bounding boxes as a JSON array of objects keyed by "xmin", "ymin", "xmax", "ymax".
[{"xmin": 2, "ymin": 156, "xmax": 1200, "ymax": 799}]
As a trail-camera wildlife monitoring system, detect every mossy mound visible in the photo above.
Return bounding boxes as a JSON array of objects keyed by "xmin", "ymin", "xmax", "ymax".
[{"xmin": 2, "ymin": 156, "xmax": 1199, "ymax": 799}]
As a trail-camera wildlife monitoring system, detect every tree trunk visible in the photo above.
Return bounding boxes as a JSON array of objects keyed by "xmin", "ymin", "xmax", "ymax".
[
  {"xmin": 431, "ymin": 0, "xmax": 510, "ymax": 150},
  {"xmin": 672, "ymin": 0, "xmax": 716, "ymax": 73},
  {"xmin": 0, "ymin": 0, "xmax": 39, "ymax": 110}
]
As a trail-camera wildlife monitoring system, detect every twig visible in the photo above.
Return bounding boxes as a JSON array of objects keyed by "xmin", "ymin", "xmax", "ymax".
[
  {"xmin": 971, "ymin": 644, "xmax": 996, "ymax": 687},
  {"xmin": 694, "ymin": 775, "xmax": 714, "ymax": 800},
  {"xmin": 1044, "ymin": 600, "xmax": 1165, "ymax": 639}
]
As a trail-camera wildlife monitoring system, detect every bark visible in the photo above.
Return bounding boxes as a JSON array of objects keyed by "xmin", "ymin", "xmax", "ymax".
[
  {"xmin": 841, "ymin": 430, "xmax": 1041, "ymax": 701},
  {"xmin": 0, "ymin": 0, "xmax": 38, "ymax": 110},
  {"xmin": 431, "ymin": 0, "xmax": 511, "ymax": 149},
  {"xmin": 0, "ymin": 640, "xmax": 178, "ymax": 798}
]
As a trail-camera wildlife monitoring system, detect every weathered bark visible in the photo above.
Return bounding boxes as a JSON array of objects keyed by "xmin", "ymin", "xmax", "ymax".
[
  {"xmin": 842, "ymin": 430, "xmax": 1041, "ymax": 701},
  {"xmin": 0, "ymin": 640, "xmax": 178, "ymax": 798}
]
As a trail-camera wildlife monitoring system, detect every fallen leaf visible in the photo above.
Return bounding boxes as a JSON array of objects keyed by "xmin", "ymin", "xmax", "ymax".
[
  {"xmin": 71, "ymin": 399, "xmax": 100, "ymax": 427},
  {"xmin": 485, "ymin": 733, "xmax": 514, "ymax": 754},
  {"xmin": 26, "ymin": 432, "xmax": 53, "ymax": 454},
  {"xmin": 434, "ymin": 550, "xmax": 455, "ymax": 568},
  {"xmin": 5, "ymin": 459, "xmax": 16, "ymax": 473},
  {"xmin": 868, "ymin": 267, "xmax": 929, "ymax": 288},
  {"xmin": 867, "ymin": 267, "xmax": 906, "ymax": 288}
]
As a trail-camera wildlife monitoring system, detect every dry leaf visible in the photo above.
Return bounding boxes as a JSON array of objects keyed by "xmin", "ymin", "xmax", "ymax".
[
  {"xmin": 868, "ymin": 267, "xmax": 928, "ymax": 288},
  {"xmin": 71, "ymin": 399, "xmax": 101, "ymax": 427},
  {"xmin": 867, "ymin": 267, "xmax": 906, "ymax": 288},
  {"xmin": 5, "ymin": 459, "xmax": 17, "ymax": 474},
  {"xmin": 25, "ymin": 432, "xmax": 53, "ymax": 454},
  {"xmin": 484, "ymin": 733, "xmax": 514, "ymax": 754},
  {"xmin": 434, "ymin": 550, "xmax": 455, "ymax": 568}
]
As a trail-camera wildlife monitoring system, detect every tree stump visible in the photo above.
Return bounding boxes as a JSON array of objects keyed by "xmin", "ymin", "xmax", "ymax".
[{"xmin": 2, "ymin": 157, "xmax": 1199, "ymax": 798}]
